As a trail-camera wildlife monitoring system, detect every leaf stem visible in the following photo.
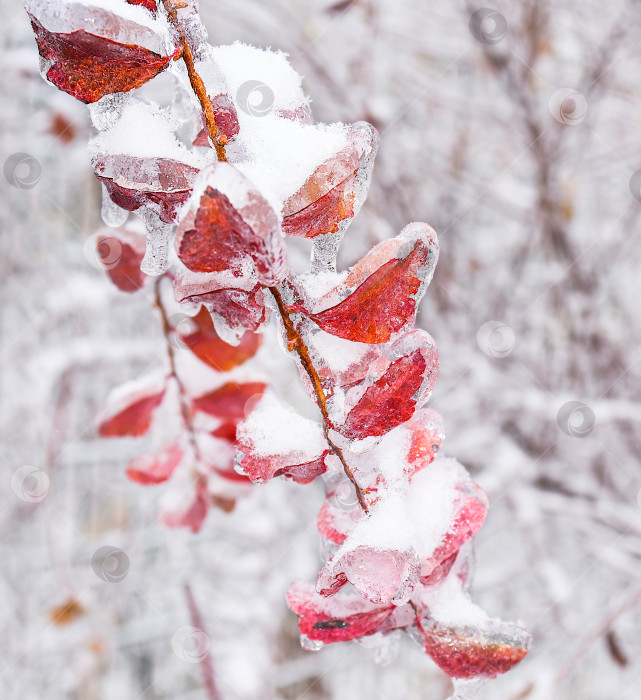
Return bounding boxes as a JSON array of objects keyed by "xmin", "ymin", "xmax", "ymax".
[
  {"xmin": 268, "ymin": 286, "xmax": 369, "ymax": 513},
  {"xmin": 155, "ymin": 276, "xmax": 201, "ymax": 462},
  {"xmin": 161, "ymin": 0, "xmax": 227, "ymax": 162}
]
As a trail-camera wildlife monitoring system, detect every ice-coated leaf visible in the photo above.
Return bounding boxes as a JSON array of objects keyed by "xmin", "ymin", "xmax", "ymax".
[
  {"xmin": 95, "ymin": 156, "xmax": 201, "ymax": 224},
  {"xmin": 418, "ymin": 618, "xmax": 530, "ymax": 679},
  {"xmin": 420, "ymin": 481, "xmax": 488, "ymax": 583},
  {"xmin": 307, "ymin": 224, "xmax": 438, "ymax": 343},
  {"xmin": 126, "ymin": 0, "xmax": 157, "ymax": 14},
  {"xmin": 176, "ymin": 163, "xmax": 288, "ymax": 285},
  {"xmin": 317, "ymin": 459, "xmax": 483, "ymax": 605},
  {"xmin": 28, "ymin": 14, "xmax": 175, "ymax": 103},
  {"xmin": 126, "ymin": 443, "xmax": 183, "ymax": 484},
  {"xmin": 281, "ymin": 122, "xmax": 378, "ymax": 240},
  {"xmin": 317, "ymin": 544, "xmax": 420, "ymax": 605},
  {"xmin": 405, "ymin": 408, "xmax": 445, "ymax": 477},
  {"xmin": 192, "ymin": 382, "xmax": 267, "ymax": 421},
  {"xmin": 338, "ymin": 331, "xmax": 439, "ymax": 441},
  {"xmin": 235, "ymin": 393, "xmax": 330, "ymax": 484},
  {"xmin": 161, "ymin": 484, "xmax": 209, "ymax": 533},
  {"xmin": 98, "ymin": 377, "xmax": 166, "ymax": 438},
  {"xmin": 317, "ymin": 498, "xmax": 360, "ymax": 545},
  {"xmin": 94, "ymin": 227, "xmax": 146, "ymax": 293},
  {"xmin": 193, "ymin": 94, "xmax": 240, "ymax": 146},
  {"xmin": 286, "ymin": 582, "xmax": 400, "ymax": 645},
  {"xmin": 177, "ymin": 306, "xmax": 262, "ymax": 371}
]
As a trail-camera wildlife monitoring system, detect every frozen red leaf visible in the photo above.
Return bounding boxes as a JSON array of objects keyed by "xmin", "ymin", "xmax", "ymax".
[
  {"xmin": 420, "ymin": 482, "xmax": 488, "ymax": 583},
  {"xmin": 405, "ymin": 409, "xmax": 445, "ymax": 477},
  {"xmin": 308, "ymin": 227, "xmax": 438, "ymax": 344},
  {"xmin": 418, "ymin": 618, "xmax": 530, "ymax": 679},
  {"xmin": 340, "ymin": 333, "xmax": 438, "ymax": 440},
  {"xmin": 192, "ymin": 382, "xmax": 267, "ymax": 421},
  {"xmin": 161, "ymin": 485, "xmax": 209, "ymax": 533},
  {"xmin": 176, "ymin": 163, "xmax": 287, "ymax": 285},
  {"xmin": 95, "ymin": 157, "xmax": 200, "ymax": 224},
  {"xmin": 193, "ymin": 94, "xmax": 240, "ymax": 146},
  {"xmin": 287, "ymin": 582, "xmax": 400, "ymax": 645},
  {"xmin": 282, "ymin": 122, "xmax": 378, "ymax": 239},
  {"xmin": 126, "ymin": 0, "xmax": 157, "ymax": 14},
  {"xmin": 235, "ymin": 393, "xmax": 330, "ymax": 484},
  {"xmin": 317, "ymin": 545, "xmax": 419, "ymax": 605},
  {"xmin": 317, "ymin": 499, "xmax": 360, "ymax": 545},
  {"xmin": 239, "ymin": 451, "xmax": 330, "ymax": 485},
  {"xmin": 98, "ymin": 383, "xmax": 165, "ymax": 438},
  {"xmin": 94, "ymin": 227, "xmax": 146, "ymax": 293},
  {"xmin": 125, "ymin": 443, "xmax": 183, "ymax": 485},
  {"xmin": 29, "ymin": 17, "xmax": 175, "ymax": 104},
  {"xmin": 177, "ymin": 306, "xmax": 262, "ymax": 371}
]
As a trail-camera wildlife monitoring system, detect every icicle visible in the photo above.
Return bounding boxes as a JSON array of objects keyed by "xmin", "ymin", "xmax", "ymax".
[
  {"xmin": 446, "ymin": 678, "xmax": 487, "ymax": 700},
  {"xmin": 100, "ymin": 184, "xmax": 128, "ymax": 227},
  {"xmin": 140, "ymin": 209, "xmax": 172, "ymax": 275},
  {"xmin": 311, "ymin": 230, "xmax": 342, "ymax": 274}
]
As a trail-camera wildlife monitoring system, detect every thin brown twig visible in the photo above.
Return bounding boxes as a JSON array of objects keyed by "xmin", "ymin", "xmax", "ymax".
[
  {"xmin": 154, "ymin": 276, "xmax": 201, "ymax": 461},
  {"xmin": 184, "ymin": 583, "xmax": 223, "ymax": 700},
  {"xmin": 269, "ymin": 286, "xmax": 369, "ymax": 513},
  {"xmin": 161, "ymin": 0, "xmax": 227, "ymax": 162}
]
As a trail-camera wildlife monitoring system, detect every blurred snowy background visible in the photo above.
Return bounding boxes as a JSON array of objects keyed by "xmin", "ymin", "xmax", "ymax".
[{"xmin": 2, "ymin": 0, "xmax": 641, "ymax": 698}]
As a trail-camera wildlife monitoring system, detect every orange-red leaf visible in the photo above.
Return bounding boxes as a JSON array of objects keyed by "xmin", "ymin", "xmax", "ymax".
[
  {"xmin": 95, "ymin": 227, "xmax": 146, "ymax": 293},
  {"xmin": 192, "ymin": 383, "xmax": 267, "ymax": 421},
  {"xmin": 98, "ymin": 388, "xmax": 165, "ymax": 438},
  {"xmin": 308, "ymin": 226, "xmax": 438, "ymax": 343},
  {"xmin": 29, "ymin": 17, "xmax": 174, "ymax": 103},
  {"xmin": 178, "ymin": 306, "xmax": 262, "ymax": 371},
  {"xmin": 126, "ymin": 443, "xmax": 183, "ymax": 485}
]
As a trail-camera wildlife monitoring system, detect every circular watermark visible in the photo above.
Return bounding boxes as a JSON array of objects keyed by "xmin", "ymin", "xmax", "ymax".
[
  {"xmin": 84, "ymin": 234, "xmax": 123, "ymax": 270},
  {"xmin": 236, "ymin": 81, "xmax": 275, "ymax": 117},
  {"xmin": 168, "ymin": 313, "xmax": 201, "ymax": 350},
  {"xmin": 476, "ymin": 321, "xmax": 515, "ymax": 358},
  {"xmin": 557, "ymin": 401, "xmax": 595, "ymax": 437},
  {"xmin": 629, "ymin": 170, "xmax": 641, "ymax": 203},
  {"xmin": 325, "ymin": 474, "xmax": 359, "ymax": 512},
  {"xmin": 91, "ymin": 546, "xmax": 130, "ymax": 582},
  {"xmin": 4, "ymin": 152, "xmax": 42, "ymax": 189},
  {"xmin": 469, "ymin": 8, "xmax": 507, "ymax": 45},
  {"xmin": 549, "ymin": 88, "xmax": 588, "ymax": 126},
  {"xmin": 172, "ymin": 626, "xmax": 210, "ymax": 663},
  {"xmin": 11, "ymin": 465, "xmax": 50, "ymax": 503}
]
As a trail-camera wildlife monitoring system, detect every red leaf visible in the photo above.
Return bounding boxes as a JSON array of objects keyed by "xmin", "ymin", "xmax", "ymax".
[
  {"xmin": 161, "ymin": 485, "xmax": 209, "ymax": 533},
  {"xmin": 340, "ymin": 336, "xmax": 438, "ymax": 440},
  {"xmin": 193, "ymin": 94, "xmax": 240, "ymax": 146},
  {"xmin": 420, "ymin": 482, "xmax": 488, "ymax": 583},
  {"xmin": 95, "ymin": 157, "xmax": 200, "ymax": 224},
  {"xmin": 98, "ymin": 385, "xmax": 165, "ymax": 438},
  {"xmin": 126, "ymin": 0, "xmax": 157, "ymax": 13},
  {"xmin": 177, "ymin": 306, "xmax": 262, "ymax": 371},
  {"xmin": 176, "ymin": 163, "xmax": 287, "ymax": 285},
  {"xmin": 192, "ymin": 382, "xmax": 267, "ymax": 421},
  {"xmin": 235, "ymin": 394, "xmax": 329, "ymax": 484},
  {"xmin": 95, "ymin": 227, "xmax": 146, "ymax": 293},
  {"xmin": 240, "ymin": 451, "xmax": 330, "ymax": 485},
  {"xmin": 211, "ymin": 423, "xmax": 237, "ymax": 442},
  {"xmin": 281, "ymin": 122, "xmax": 378, "ymax": 239},
  {"xmin": 418, "ymin": 618, "xmax": 530, "ymax": 679},
  {"xmin": 282, "ymin": 170, "xmax": 356, "ymax": 239},
  {"xmin": 287, "ymin": 582, "xmax": 399, "ymax": 645},
  {"xmin": 126, "ymin": 443, "xmax": 183, "ymax": 484},
  {"xmin": 308, "ymin": 230, "xmax": 438, "ymax": 344},
  {"xmin": 29, "ymin": 17, "xmax": 174, "ymax": 103},
  {"xmin": 405, "ymin": 408, "xmax": 445, "ymax": 477},
  {"xmin": 317, "ymin": 499, "xmax": 360, "ymax": 545},
  {"xmin": 317, "ymin": 545, "xmax": 419, "ymax": 605}
]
